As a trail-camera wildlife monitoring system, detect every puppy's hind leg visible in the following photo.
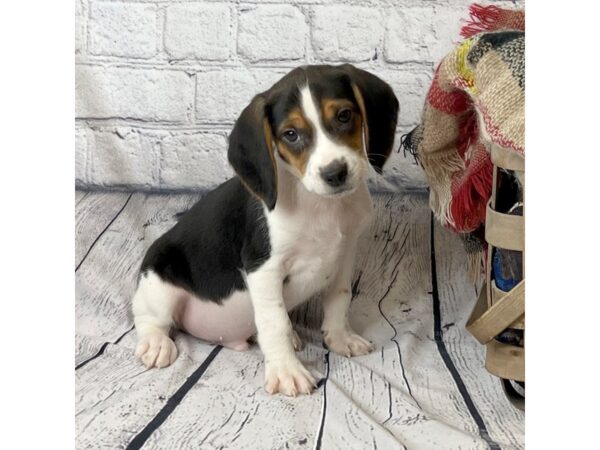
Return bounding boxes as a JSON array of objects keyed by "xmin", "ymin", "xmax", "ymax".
[{"xmin": 132, "ymin": 271, "xmax": 180, "ymax": 368}]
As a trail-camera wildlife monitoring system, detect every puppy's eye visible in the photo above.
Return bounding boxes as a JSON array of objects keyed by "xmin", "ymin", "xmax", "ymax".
[
  {"xmin": 337, "ymin": 108, "xmax": 352, "ymax": 124},
  {"xmin": 283, "ymin": 129, "xmax": 298, "ymax": 143}
]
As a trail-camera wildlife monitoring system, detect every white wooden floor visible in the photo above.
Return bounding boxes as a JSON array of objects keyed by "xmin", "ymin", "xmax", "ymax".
[{"xmin": 75, "ymin": 190, "xmax": 524, "ymax": 450}]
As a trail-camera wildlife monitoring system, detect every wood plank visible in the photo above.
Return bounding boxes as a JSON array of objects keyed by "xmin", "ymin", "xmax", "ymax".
[
  {"xmin": 132, "ymin": 287, "xmax": 327, "ymax": 448},
  {"xmin": 75, "ymin": 190, "xmax": 88, "ymax": 205},
  {"xmin": 434, "ymin": 222, "xmax": 525, "ymax": 449},
  {"xmin": 75, "ymin": 191, "xmax": 130, "ymax": 268},
  {"xmin": 76, "ymin": 193, "xmax": 481, "ymax": 449},
  {"xmin": 77, "ymin": 324, "xmax": 326, "ymax": 449},
  {"xmin": 75, "ymin": 191, "xmax": 524, "ymax": 449},
  {"xmin": 142, "ymin": 343, "xmax": 327, "ymax": 450},
  {"xmin": 485, "ymin": 340, "xmax": 525, "ymax": 382},
  {"xmin": 76, "ymin": 333, "xmax": 214, "ymax": 449},
  {"xmin": 315, "ymin": 192, "xmax": 489, "ymax": 449},
  {"xmin": 75, "ymin": 192, "xmax": 199, "ymax": 364},
  {"xmin": 288, "ymin": 193, "xmax": 488, "ymax": 449},
  {"xmin": 148, "ymin": 192, "xmax": 500, "ymax": 450},
  {"xmin": 467, "ymin": 280, "xmax": 525, "ymax": 344},
  {"xmin": 317, "ymin": 354, "xmax": 408, "ymax": 450}
]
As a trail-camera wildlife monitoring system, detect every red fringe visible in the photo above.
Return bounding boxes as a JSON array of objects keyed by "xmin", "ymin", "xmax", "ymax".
[
  {"xmin": 460, "ymin": 3, "xmax": 525, "ymax": 38},
  {"xmin": 449, "ymin": 148, "xmax": 493, "ymax": 232},
  {"xmin": 461, "ymin": 4, "xmax": 503, "ymax": 38}
]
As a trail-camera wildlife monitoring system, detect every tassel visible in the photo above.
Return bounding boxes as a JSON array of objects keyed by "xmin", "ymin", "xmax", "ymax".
[
  {"xmin": 461, "ymin": 230, "xmax": 486, "ymax": 283},
  {"xmin": 399, "ymin": 127, "xmax": 421, "ymax": 165},
  {"xmin": 421, "ymin": 152, "xmax": 464, "ymax": 228},
  {"xmin": 467, "ymin": 249, "xmax": 485, "ymax": 283},
  {"xmin": 449, "ymin": 146, "xmax": 493, "ymax": 232},
  {"xmin": 461, "ymin": 4, "xmax": 503, "ymax": 38},
  {"xmin": 460, "ymin": 4, "xmax": 525, "ymax": 38}
]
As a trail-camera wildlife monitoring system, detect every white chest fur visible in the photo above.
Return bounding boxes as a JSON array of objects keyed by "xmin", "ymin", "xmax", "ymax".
[{"xmin": 266, "ymin": 167, "xmax": 373, "ymax": 309}]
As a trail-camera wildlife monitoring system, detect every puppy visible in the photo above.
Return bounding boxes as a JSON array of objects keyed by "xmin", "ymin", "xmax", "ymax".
[{"xmin": 132, "ymin": 64, "xmax": 399, "ymax": 396}]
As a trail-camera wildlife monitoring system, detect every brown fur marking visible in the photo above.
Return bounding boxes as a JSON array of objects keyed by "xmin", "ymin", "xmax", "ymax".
[
  {"xmin": 320, "ymin": 98, "xmax": 364, "ymax": 157},
  {"xmin": 275, "ymin": 107, "xmax": 312, "ymax": 176},
  {"xmin": 277, "ymin": 107, "xmax": 309, "ymax": 135},
  {"xmin": 350, "ymin": 85, "xmax": 369, "ymax": 158}
]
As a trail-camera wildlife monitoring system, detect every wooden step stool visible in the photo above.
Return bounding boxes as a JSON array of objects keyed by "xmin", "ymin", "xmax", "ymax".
[{"xmin": 466, "ymin": 144, "xmax": 525, "ymax": 410}]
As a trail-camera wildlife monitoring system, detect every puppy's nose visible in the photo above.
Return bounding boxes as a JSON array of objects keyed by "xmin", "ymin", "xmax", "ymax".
[{"xmin": 320, "ymin": 160, "xmax": 348, "ymax": 187}]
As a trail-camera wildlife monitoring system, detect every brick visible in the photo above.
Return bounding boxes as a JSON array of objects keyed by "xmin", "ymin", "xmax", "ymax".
[
  {"xmin": 75, "ymin": 126, "xmax": 88, "ymax": 184},
  {"xmin": 311, "ymin": 6, "xmax": 382, "ymax": 62},
  {"xmin": 160, "ymin": 133, "xmax": 233, "ymax": 189},
  {"xmin": 238, "ymin": 5, "xmax": 307, "ymax": 62},
  {"xmin": 88, "ymin": 128, "xmax": 159, "ymax": 187},
  {"xmin": 89, "ymin": 2, "xmax": 157, "ymax": 58},
  {"xmin": 378, "ymin": 69, "xmax": 432, "ymax": 127},
  {"xmin": 384, "ymin": 6, "xmax": 464, "ymax": 63},
  {"xmin": 252, "ymin": 68, "xmax": 290, "ymax": 93},
  {"xmin": 75, "ymin": 0, "xmax": 85, "ymax": 54},
  {"xmin": 194, "ymin": 67, "xmax": 288, "ymax": 123},
  {"xmin": 75, "ymin": 66, "xmax": 194, "ymax": 122},
  {"xmin": 196, "ymin": 67, "xmax": 261, "ymax": 122},
  {"xmin": 427, "ymin": 6, "xmax": 467, "ymax": 63},
  {"xmin": 164, "ymin": 4, "xmax": 231, "ymax": 60}
]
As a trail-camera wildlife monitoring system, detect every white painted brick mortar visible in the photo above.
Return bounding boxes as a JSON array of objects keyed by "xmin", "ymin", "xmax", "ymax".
[{"xmin": 76, "ymin": 0, "xmax": 523, "ymax": 192}]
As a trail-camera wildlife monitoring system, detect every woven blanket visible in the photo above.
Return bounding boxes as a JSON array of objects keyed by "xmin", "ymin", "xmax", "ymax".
[{"xmin": 402, "ymin": 4, "xmax": 525, "ymax": 268}]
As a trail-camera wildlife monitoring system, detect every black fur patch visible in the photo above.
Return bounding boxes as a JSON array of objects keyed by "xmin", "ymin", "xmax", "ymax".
[{"xmin": 141, "ymin": 178, "xmax": 270, "ymax": 303}]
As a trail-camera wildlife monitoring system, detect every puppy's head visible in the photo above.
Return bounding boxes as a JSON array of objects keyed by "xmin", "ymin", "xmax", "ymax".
[{"xmin": 228, "ymin": 65, "xmax": 399, "ymax": 210}]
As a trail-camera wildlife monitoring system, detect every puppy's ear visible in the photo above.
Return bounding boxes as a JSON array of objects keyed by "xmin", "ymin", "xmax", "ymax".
[
  {"xmin": 228, "ymin": 95, "xmax": 277, "ymax": 210},
  {"xmin": 341, "ymin": 65, "xmax": 399, "ymax": 174}
]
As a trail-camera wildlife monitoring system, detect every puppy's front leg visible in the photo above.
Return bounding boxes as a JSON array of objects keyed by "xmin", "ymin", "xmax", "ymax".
[
  {"xmin": 246, "ymin": 264, "xmax": 316, "ymax": 396},
  {"xmin": 322, "ymin": 240, "xmax": 374, "ymax": 357}
]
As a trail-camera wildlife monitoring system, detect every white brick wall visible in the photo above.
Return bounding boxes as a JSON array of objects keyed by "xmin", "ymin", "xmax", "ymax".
[
  {"xmin": 164, "ymin": 4, "xmax": 232, "ymax": 60},
  {"xmin": 88, "ymin": 2, "xmax": 158, "ymax": 58},
  {"xmin": 238, "ymin": 5, "xmax": 308, "ymax": 62},
  {"xmin": 75, "ymin": 0, "xmax": 522, "ymax": 192},
  {"xmin": 76, "ymin": 66, "xmax": 195, "ymax": 121}
]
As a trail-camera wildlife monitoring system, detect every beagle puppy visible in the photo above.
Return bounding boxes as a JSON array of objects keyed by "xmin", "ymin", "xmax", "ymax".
[{"xmin": 132, "ymin": 64, "xmax": 399, "ymax": 396}]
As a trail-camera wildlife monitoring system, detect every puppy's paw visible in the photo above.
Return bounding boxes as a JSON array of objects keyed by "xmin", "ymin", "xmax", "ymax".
[
  {"xmin": 135, "ymin": 333, "xmax": 178, "ymax": 368},
  {"xmin": 292, "ymin": 329, "xmax": 304, "ymax": 352},
  {"xmin": 264, "ymin": 359, "xmax": 316, "ymax": 397},
  {"xmin": 323, "ymin": 329, "xmax": 374, "ymax": 357}
]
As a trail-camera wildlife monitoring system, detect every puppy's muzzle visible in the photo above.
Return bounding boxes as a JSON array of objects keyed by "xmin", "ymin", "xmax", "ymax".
[{"xmin": 320, "ymin": 159, "xmax": 348, "ymax": 187}]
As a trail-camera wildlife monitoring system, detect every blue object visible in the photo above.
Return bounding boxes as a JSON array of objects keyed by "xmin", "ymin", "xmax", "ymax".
[{"xmin": 492, "ymin": 248, "xmax": 520, "ymax": 291}]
